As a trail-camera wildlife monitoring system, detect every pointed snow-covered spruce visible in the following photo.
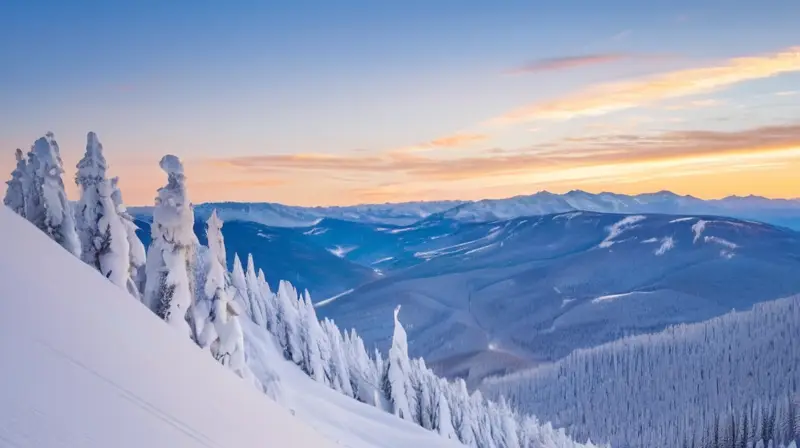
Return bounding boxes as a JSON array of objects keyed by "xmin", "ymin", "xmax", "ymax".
[
  {"xmin": 202, "ymin": 210, "xmax": 248, "ymax": 378},
  {"xmin": 245, "ymin": 254, "xmax": 266, "ymax": 327},
  {"xmin": 4, "ymin": 148, "xmax": 27, "ymax": 216},
  {"xmin": 230, "ymin": 254, "xmax": 250, "ymax": 317},
  {"xmin": 75, "ymin": 131, "xmax": 109, "ymax": 268},
  {"xmin": 94, "ymin": 179, "xmax": 136, "ymax": 292},
  {"xmin": 110, "ymin": 176, "xmax": 147, "ymax": 297},
  {"xmin": 143, "ymin": 155, "xmax": 197, "ymax": 337},
  {"xmin": 384, "ymin": 305, "xmax": 414, "ymax": 420},
  {"xmin": 27, "ymin": 133, "xmax": 81, "ymax": 257}
]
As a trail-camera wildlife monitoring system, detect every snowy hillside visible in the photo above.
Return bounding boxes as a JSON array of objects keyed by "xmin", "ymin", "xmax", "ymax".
[
  {"xmin": 481, "ymin": 296, "xmax": 800, "ymax": 448},
  {"xmin": 0, "ymin": 207, "xmax": 470, "ymax": 448},
  {"xmin": 315, "ymin": 212, "xmax": 800, "ymax": 380},
  {"xmin": 134, "ymin": 217, "xmax": 379, "ymax": 299}
]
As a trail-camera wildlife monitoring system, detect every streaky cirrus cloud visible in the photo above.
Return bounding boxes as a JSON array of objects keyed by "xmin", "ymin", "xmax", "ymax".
[
  {"xmin": 505, "ymin": 53, "xmax": 632, "ymax": 75},
  {"xmin": 393, "ymin": 132, "xmax": 488, "ymax": 153},
  {"xmin": 490, "ymin": 46, "xmax": 800, "ymax": 124},
  {"xmin": 208, "ymin": 122, "xmax": 800, "ymax": 183}
]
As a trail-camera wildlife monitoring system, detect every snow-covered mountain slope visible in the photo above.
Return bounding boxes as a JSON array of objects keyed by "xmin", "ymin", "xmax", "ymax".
[
  {"xmin": 434, "ymin": 190, "xmax": 800, "ymax": 228},
  {"xmin": 241, "ymin": 320, "xmax": 464, "ymax": 448},
  {"xmin": 186, "ymin": 200, "xmax": 463, "ymax": 227},
  {"xmin": 134, "ymin": 217, "xmax": 379, "ymax": 299},
  {"xmin": 316, "ymin": 212, "xmax": 800, "ymax": 381},
  {"xmin": 132, "ymin": 190, "xmax": 800, "ymax": 229},
  {"xmin": 0, "ymin": 208, "xmax": 460, "ymax": 448},
  {"xmin": 481, "ymin": 296, "xmax": 800, "ymax": 448}
]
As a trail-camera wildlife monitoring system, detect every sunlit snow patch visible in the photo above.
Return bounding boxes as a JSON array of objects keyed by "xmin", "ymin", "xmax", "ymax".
[
  {"xmin": 314, "ymin": 288, "xmax": 355, "ymax": 307},
  {"xmin": 599, "ymin": 215, "xmax": 646, "ymax": 248},
  {"xmin": 327, "ymin": 245, "xmax": 357, "ymax": 258},
  {"xmin": 303, "ymin": 227, "xmax": 328, "ymax": 236},
  {"xmin": 692, "ymin": 220, "xmax": 707, "ymax": 243},
  {"xmin": 591, "ymin": 291, "xmax": 652, "ymax": 304},
  {"xmin": 655, "ymin": 236, "xmax": 675, "ymax": 256}
]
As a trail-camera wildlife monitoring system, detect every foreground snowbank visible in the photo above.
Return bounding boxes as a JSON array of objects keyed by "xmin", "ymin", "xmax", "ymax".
[{"xmin": 0, "ymin": 207, "xmax": 338, "ymax": 448}]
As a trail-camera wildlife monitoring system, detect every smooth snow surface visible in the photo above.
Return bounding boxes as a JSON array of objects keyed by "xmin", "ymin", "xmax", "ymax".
[
  {"xmin": 0, "ymin": 208, "xmax": 457, "ymax": 448},
  {"xmin": 0, "ymin": 208, "xmax": 338, "ymax": 448}
]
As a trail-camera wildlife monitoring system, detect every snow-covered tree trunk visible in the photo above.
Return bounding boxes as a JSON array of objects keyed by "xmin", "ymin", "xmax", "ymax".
[
  {"xmin": 4, "ymin": 148, "xmax": 27, "ymax": 216},
  {"xmin": 28, "ymin": 133, "xmax": 81, "ymax": 257},
  {"xmin": 143, "ymin": 155, "xmax": 197, "ymax": 337}
]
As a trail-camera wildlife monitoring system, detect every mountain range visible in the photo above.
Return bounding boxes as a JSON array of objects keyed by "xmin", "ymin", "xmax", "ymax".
[{"xmin": 131, "ymin": 190, "xmax": 800, "ymax": 230}]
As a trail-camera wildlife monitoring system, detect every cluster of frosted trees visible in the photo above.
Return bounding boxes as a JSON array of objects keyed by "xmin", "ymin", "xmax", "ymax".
[
  {"xmin": 4, "ymin": 132, "xmax": 596, "ymax": 448},
  {"xmin": 482, "ymin": 296, "xmax": 800, "ymax": 448},
  {"xmin": 3, "ymin": 132, "xmax": 254, "ymax": 382}
]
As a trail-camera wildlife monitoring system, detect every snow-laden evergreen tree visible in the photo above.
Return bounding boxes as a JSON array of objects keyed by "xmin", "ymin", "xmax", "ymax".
[
  {"xmin": 434, "ymin": 377, "xmax": 457, "ymax": 440},
  {"xmin": 93, "ymin": 180, "xmax": 136, "ymax": 291},
  {"xmin": 109, "ymin": 177, "xmax": 147, "ymax": 296},
  {"xmin": 143, "ymin": 155, "xmax": 197, "ymax": 336},
  {"xmin": 383, "ymin": 305, "xmax": 414, "ymax": 420},
  {"xmin": 483, "ymin": 295, "xmax": 800, "ymax": 448},
  {"xmin": 257, "ymin": 269, "xmax": 276, "ymax": 331},
  {"xmin": 202, "ymin": 211, "xmax": 248, "ymax": 377},
  {"xmin": 322, "ymin": 318, "xmax": 354, "ymax": 398},
  {"xmin": 4, "ymin": 148, "xmax": 27, "ymax": 215},
  {"xmin": 275, "ymin": 280, "xmax": 303, "ymax": 365},
  {"xmin": 245, "ymin": 254, "xmax": 266, "ymax": 327},
  {"xmin": 299, "ymin": 293, "xmax": 326, "ymax": 383},
  {"xmin": 344, "ymin": 328, "xmax": 379, "ymax": 405},
  {"xmin": 230, "ymin": 253, "xmax": 249, "ymax": 314},
  {"xmin": 26, "ymin": 133, "xmax": 81, "ymax": 256},
  {"xmin": 75, "ymin": 132, "xmax": 109, "ymax": 267}
]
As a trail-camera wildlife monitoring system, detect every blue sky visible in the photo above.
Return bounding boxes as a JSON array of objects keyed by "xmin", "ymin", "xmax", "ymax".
[{"xmin": 1, "ymin": 0, "xmax": 799, "ymax": 205}]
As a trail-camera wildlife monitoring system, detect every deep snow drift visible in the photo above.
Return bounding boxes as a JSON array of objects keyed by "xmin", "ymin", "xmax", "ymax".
[{"xmin": 0, "ymin": 207, "xmax": 459, "ymax": 448}]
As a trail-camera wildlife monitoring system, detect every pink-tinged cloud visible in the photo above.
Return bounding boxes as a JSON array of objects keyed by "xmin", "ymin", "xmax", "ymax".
[
  {"xmin": 505, "ymin": 54, "xmax": 630, "ymax": 75},
  {"xmin": 491, "ymin": 46, "xmax": 800, "ymax": 124}
]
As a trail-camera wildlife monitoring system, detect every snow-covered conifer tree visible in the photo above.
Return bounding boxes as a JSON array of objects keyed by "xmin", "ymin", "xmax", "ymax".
[
  {"xmin": 296, "ymin": 294, "xmax": 325, "ymax": 383},
  {"xmin": 75, "ymin": 132, "xmax": 109, "ymax": 267},
  {"xmin": 143, "ymin": 155, "xmax": 197, "ymax": 336},
  {"xmin": 322, "ymin": 318, "xmax": 354, "ymax": 398},
  {"xmin": 27, "ymin": 133, "xmax": 81, "ymax": 256},
  {"xmin": 94, "ymin": 179, "xmax": 136, "ymax": 291},
  {"xmin": 257, "ymin": 269, "xmax": 276, "ymax": 330},
  {"xmin": 109, "ymin": 177, "xmax": 147, "ymax": 295},
  {"xmin": 275, "ymin": 280, "xmax": 303, "ymax": 364},
  {"xmin": 245, "ymin": 254, "xmax": 265, "ymax": 327},
  {"xmin": 202, "ymin": 211, "xmax": 248, "ymax": 377},
  {"xmin": 230, "ymin": 254, "xmax": 250, "ymax": 313},
  {"xmin": 384, "ymin": 305, "xmax": 414, "ymax": 420},
  {"xmin": 4, "ymin": 149, "xmax": 27, "ymax": 215}
]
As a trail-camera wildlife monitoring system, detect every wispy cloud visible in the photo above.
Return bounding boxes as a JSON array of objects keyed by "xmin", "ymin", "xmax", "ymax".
[
  {"xmin": 490, "ymin": 46, "xmax": 800, "ymax": 124},
  {"xmin": 395, "ymin": 132, "xmax": 488, "ymax": 153},
  {"xmin": 775, "ymin": 90, "xmax": 799, "ymax": 96},
  {"xmin": 207, "ymin": 123, "xmax": 800, "ymax": 185},
  {"xmin": 505, "ymin": 54, "xmax": 631, "ymax": 75}
]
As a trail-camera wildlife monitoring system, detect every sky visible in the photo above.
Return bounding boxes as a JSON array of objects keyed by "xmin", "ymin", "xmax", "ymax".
[{"xmin": 1, "ymin": 0, "xmax": 799, "ymax": 206}]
